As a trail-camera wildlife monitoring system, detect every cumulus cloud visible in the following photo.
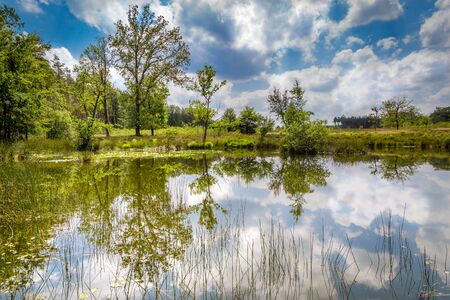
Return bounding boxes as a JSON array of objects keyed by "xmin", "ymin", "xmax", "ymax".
[
  {"xmin": 336, "ymin": 0, "xmax": 403, "ymax": 32},
  {"xmin": 420, "ymin": 0, "xmax": 450, "ymax": 48},
  {"xmin": 376, "ymin": 37, "xmax": 398, "ymax": 50},
  {"xmin": 44, "ymin": 47, "xmax": 78, "ymax": 70},
  {"xmin": 208, "ymin": 46, "xmax": 450, "ymax": 122},
  {"xmin": 346, "ymin": 35, "xmax": 365, "ymax": 46},
  {"xmin": 64, "ymin": 0, "xmax": 333, "ymax": 77}
]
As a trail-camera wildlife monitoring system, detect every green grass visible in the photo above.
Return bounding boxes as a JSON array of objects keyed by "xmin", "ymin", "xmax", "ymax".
[{"xmin": 327, "ymin": 127, "xmax": 450, "ymax": 154}]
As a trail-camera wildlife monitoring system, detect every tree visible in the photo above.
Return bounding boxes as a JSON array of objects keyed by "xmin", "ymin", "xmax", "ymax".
[
  {"xmin": 258, "ymin": 116, "xmax": 274, "ymax": 143},
  {"xmin": 189, "ymin": 65, "xmax": 226, "ymax": 148},
  {"xmin": 0, "ymin": 6, "xmax": 54, "ymax": 141},
  {"xmin": 279, "ymin": 82, "xmax": 327, "ymax": 154},
  {"xmin": 239, "ymin": 106, "xmax": 260, "ymax": 134},
  {"xmin": 267, "ymin": 88, "xmax": 289, "ymax": 126},
  {"xmin": 289, "ymin": 80, "xmax": 306, "ymax": 110},
  {"xmin": 221, "ymin": 108, "xmax": 237, "ymax": 131},
  {"xmin": 168, "ymin": 105, "xmax": 193, "ymax": 127},
  {"xmin": 370, "ymin": 105, "xmax": 381, "ymax": 130},
  {"xmin": 77, "ymin": 38, "xmax": 113, "ymax": 136},
  {"xmin": 110, "ymin": 5, "xmax": 190, "ymax": 136},
  {"xmin": 430, "ymin": 106, "xmax": 450, "ymax": 123},
  {"xmin": 140, "ymin": 83, "xmax": 168, "ymax": 136},
  {"xmin": 381, "ymin": 96, "xmax": 418, "ymax": 130}
]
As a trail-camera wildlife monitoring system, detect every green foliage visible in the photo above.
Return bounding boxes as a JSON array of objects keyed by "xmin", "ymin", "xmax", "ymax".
[
  {"xmin": 45, "ymin": 110, "xmax": 73, "ymax": 139},
  {"xmin": 139, "ymin": 83, "xmax": 169, "ymax": 135},
  {"xmin": 239, "ymin": 106, "xmax": 261, "ymax": 134},
  {"xmin": 430, "ymin": 106, "xmax": 450, "ymax": 123},
  {"xmin": 110, "ymin": 4, "xmax": 190, "ymax": 136},
  {"xmin": 0, "ymin": 6, "xmax": 54, "ymax": 141},
  {"xmin": 258, "ymin": 116, "xmax": 274, "ymax": 140},
  {"xmin": 221, "ymin": 108, "xmax": 238, "ymax": 131},
  {"xmin": 283, "ymin": 94, "xmax": 327, "ymax": 154},
  {"xmin": 168, "ymin": 104, "xmax": 193, "ymax": 126},
  {"xmin": 224, "ymin": 139, "xmax": 254, "ymax": 149},
  {"xmin": 381, "ymin": 96, "xmax": 421, "ymax": 130},
  {"xmin": 189, "ymin": 65, "xmax": 226, "ymax": 147},
  {"xmin": 75, "ymin": 118, "xmax": 102, "ymax": 151}
]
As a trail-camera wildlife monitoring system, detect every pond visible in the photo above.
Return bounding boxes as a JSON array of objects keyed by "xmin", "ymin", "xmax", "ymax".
[{"xmin": 0, "ymin": 153, "xmax": 449, "ymax": 299}]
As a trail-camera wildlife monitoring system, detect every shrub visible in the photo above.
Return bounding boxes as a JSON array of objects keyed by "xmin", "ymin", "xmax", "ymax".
[{"xmin": 46, "ymin": 111, "xmax": 73, "ymax": 139}]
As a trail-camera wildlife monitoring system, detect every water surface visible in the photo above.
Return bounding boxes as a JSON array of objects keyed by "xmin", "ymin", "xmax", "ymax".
[{"xmin": 0, "ymin": 154, "xmax": 449, "ymax": 299}]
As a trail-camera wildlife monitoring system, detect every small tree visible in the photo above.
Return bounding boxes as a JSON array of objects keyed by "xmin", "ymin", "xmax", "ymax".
[
  {"xmin": 258, "ymin": 116, "xmax": 274, "ymax": 144},
  {"xmin": 239, "ymin": 106, "xmax": 260, "ymax": 134},
  {"xmin": 189, "ymin": 65, "xmax": 226, "ymax": 148},
  {"xmin": 267, "ymin": 88, "xmax": 289, "ymax": 126},
  {"xmin": 381, "ymin": 96, "xmax": 418, "ymax": 130},
  {"xmin": 289, "ymin": 80, "xmax": 306, "ymax": 110},
  {"xmin": 221, "ymin": 108, "xmax": 238, "ymax": 131},
  {"xmin": 370, "ymin": 105, "xmax": 381, "ymax": 130}
]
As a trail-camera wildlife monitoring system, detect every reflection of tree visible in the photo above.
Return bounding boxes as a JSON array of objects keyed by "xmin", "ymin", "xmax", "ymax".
[
  {"xmin": 428, "ymin": 157, "xmax": 450, "ymax": 171},
  {"xmin": 108, "ymin": 159, "xmax": 192, "ymax": 284},
  {"xmin": 190, "ymin": 155, "xmax": 226, "ymax": 230},
  {"xmin": 214, "ymin": 156, "xmax": 274, "ymax": 184},
  {"xmin": 369, "ymin": 156, "xmax": 418, "ymax": 182},
  {"xmin": 269, "ymin": 156, "xmax": 330, "ymax": 221}
]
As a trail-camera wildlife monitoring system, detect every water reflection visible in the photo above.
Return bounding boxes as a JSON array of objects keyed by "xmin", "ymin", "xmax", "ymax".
[{"xmin": 0, "ymin": 154, "xmax": 449, "ymax": 299}]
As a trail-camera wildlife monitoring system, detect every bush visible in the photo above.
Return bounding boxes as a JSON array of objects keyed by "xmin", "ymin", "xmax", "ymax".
[
  {"xmin": 76, "ymin": 118, "xmax": 102, "ymax": 151},
  {"xmin": 46, "ymin": 111, "xmax": 73, "ymax": 139},
  {"xmin": 283, "ymin": 120, "xmax": 327, "ymax": 154}
]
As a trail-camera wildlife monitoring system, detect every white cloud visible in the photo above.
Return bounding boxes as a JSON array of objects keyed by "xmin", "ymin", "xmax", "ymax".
[
  {"xmin": 346, "ymin": 36, "xmax": 365, "ymax": 46},
  {"xmin": 402, "ymin": 34, "xmax": 412, "ymax": 45},
  {"xmin": 205, "ymin": 46, "xmax": 450, "ymax": 122},
  {"xmin": 376, "ymin": 37, "xmax": 398, "ymax": 50},
  {"xmin": 65, "ymin": 0, "xmax": 173, "ymax": 33},
  {"xmin": 336, "ymin": 0, "xmax": 403, "ymax": 32},
  {"xmin": 420, "ymin": 0, "xmax": 450, "ymax": 48},
  {"xmin": 44, "ymin": 47, "xmax": 78, "ymax": 71},
  {"xmin": 17, "ymin": 0, "xmax": 50, "ymax": 14}
]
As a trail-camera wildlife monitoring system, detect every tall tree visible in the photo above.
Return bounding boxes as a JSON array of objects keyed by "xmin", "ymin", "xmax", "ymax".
[
  {"xmin": 110, "ymin": 5, "xmax": 190, "ymax": 136},
  {"xmin": 0, "ymin": 6, "xmax": 54, "ymax": 141},
  {"xmin": 78, "ymin": 38, "xmax": 113, "ymax": 136},
  {"xmin": 189, "ymin": 65, "xmax": 226, "ymax": 148}
]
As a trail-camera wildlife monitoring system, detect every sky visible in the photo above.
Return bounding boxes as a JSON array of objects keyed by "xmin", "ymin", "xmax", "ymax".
[{"xmin": 4, "ymin": 0, "xmax": 450, "ymax": 122}]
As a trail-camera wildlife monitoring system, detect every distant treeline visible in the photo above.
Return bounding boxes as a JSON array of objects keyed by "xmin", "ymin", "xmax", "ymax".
[{"xmin": 333, "ymin": 103, "xmax": 450, "ymax": 129}]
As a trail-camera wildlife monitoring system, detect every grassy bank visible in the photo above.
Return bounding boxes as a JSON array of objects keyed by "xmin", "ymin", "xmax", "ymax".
[
  {"xmin": 1, "ymin": 127, "xmax": 449, "ymax": 161},
  {"xmin": 327, "ymin": 128, "xmax": 450, "ymax": 154}
]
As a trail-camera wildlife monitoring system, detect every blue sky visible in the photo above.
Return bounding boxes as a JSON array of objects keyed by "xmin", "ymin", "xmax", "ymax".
[{"xmin": 5, "ymin": 0, "xmax": 450, "ymax": 121}]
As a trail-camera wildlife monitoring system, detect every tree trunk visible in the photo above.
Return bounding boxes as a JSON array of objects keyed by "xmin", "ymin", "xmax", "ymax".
[
  {"xmin": 202, "ymin": 123, "xmax": 208, "ymax": 148},
  {"xmin": 151, "ymin": 127, "xmax": 154, "ymax": 136},
  {"xmin": 135, "ymin": 90, "xmax": 141, "ymax": 136},
  {"xmin": 103, "ymin": 97, "xmax": 110, "ymax": 137}
]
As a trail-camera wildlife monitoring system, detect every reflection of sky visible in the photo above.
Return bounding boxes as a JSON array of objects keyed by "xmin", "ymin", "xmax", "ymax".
[
  {"xmin": 179, "ymin": 157, "xmax": 450, "ymax": 298},
  {"xmin": 11, "ymin": 156, "xmax": 450, "ymax": 299}
]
